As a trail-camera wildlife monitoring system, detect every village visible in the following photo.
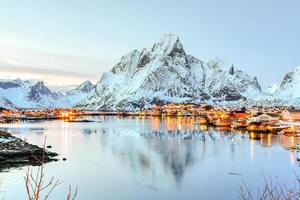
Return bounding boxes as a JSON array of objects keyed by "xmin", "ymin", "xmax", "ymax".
[{"xmin": 0, "ymin": 103, "xmax": 300, "ymax": 136}]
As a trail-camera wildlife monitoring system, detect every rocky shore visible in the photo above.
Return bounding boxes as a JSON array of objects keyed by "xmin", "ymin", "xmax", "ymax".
[{"xmin": 0, "ymin": 131, "xmax": 58, "ymax": 171}]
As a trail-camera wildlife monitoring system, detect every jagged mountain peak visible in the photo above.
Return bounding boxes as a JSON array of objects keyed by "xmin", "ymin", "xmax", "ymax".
[
  {"xmin": 75, "ymin": 34, "xmax": 263, "ymax": 111},
  {"xmin": 281, "ymin": 67, "xmax": 300, "ymax": 87},
  {"xmin": 32, "ymin": 81, "xmax": 51, "ymax": 94},
  {"xmin": 110, "ymin": 34, "xmax": 189, "ymax": 76},
  {"xmin": 80, "ymin": 80, "xmax": 92, "ymax": 85},
  {"xmin": 34, "ymin": 80, "xmax": 45, "ymax": 87},
  {"xmin": 69, "ymin": 80, "xmax": 94, "ymax": 93},
  {"xmin": 27, "ymin": 81, "xmax": 54, "ymax": 102},
  {"xmin": 275, "ymin": 66, "xmax": 300, "ymax": 99},
  {"xmin": 160, "ymin": 33, "xmax": 180, "ymax": 43},
  {"xmin": 151, "ymin": 34, "xmax": 184, "ymax": 56},
  {"xmin": 153, "ymin": 34, "xmax": 180, "ymax": 49}
]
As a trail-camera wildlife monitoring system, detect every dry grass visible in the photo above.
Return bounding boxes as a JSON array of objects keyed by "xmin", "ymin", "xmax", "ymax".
[
  {"xmin": 24, "ymin": 137, "xmax": 77, "ymax": 200},
  {"xmin": 239, "ymin": 175, "xmax": 300, "ymax": 200}
]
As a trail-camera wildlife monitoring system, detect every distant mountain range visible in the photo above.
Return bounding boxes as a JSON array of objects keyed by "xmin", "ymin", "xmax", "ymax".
[
  {"xmin": 0, "ymin": 79, "xmax": 94, "ymax": 109},
  {"xmin": 1, "ymin": 34, "xmax": 299, "ymax": 110}
]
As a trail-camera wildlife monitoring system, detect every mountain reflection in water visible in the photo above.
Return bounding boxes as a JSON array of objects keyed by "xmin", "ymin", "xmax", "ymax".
[
  {"xmin": 82, "ymin": 116, "xmax": 300, "ymax": 186},
  {"xmin": 1, "ymin": 116, "xmax": 300, "ymax": 200}
]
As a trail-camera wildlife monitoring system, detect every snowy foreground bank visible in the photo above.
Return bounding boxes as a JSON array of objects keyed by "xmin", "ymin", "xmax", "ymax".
[{"xmin": 0, "ymin": 131, "xmax": 58, "ymax": 171}]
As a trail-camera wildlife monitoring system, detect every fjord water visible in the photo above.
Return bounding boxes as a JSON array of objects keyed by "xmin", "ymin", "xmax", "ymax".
[{"xmin": 0, "ymin": 116, "xmax": 299, "ymax": 200}]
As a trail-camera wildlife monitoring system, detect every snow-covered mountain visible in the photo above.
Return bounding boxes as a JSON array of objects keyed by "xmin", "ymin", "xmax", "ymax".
[
  {"xmin": 0, "ymin": 79, "xmax": 94, "ymax": 108},
  {"xmin": 61, "ymin": 81, "xmax": 95, "ymax": 107},
  {"xmin": 66, "ymin": 81, "xmax": 94, "ymax": 95},
  {"xmin": 275, "ymin": 66, "xmax": 300, "ymax": 99},
  {"xmin": 27, "ymin": 81, "xmax": 62, "ymax": 105},
  {"xmin": 269, "ymin": 66, "xmax": 300, "ymax": 106},
  {"xmin": 75, "ymin": 34, "xmax": 263, "ymax": 111}
]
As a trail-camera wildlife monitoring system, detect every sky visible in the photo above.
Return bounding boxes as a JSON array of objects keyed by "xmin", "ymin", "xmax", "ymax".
[{"xmin": 0, "ymin": 0, "xmax": 300, "ymax": 87}]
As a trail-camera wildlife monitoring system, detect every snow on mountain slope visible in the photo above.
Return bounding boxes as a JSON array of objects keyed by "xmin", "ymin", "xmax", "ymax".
[
  {"xmin": 0, "ymin": 97, "xmax": 18, "ymax": 109},
  {"xmin": 0, "ymin": 79, "xmax": 33, "ymax": 108},
  {"xmin": 66, "ymin": 81, "xmax": 94, "ymax": 95},
  {"xmin": 61, "ymin": 81, "xmax": 95, "ymax": 107},
  {"xmin": 275, "ymin": 66, "xmax": 300, "ymax": 99},
  {"xmin": 0, "ymin": 79, "xmax": 94, "ymax": 108},
  {"xmin": 75, "ymin": 34, "xmax": 263, "ymax": 111},
  {"xmin": 265, "ymin": 83, "xmax": 280, "ymax": 95}
]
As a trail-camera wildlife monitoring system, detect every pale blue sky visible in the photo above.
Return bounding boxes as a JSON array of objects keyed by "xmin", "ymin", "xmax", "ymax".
[{"xmin": 0, "ymin": 0, "xmax": 299, "ymax": 86}]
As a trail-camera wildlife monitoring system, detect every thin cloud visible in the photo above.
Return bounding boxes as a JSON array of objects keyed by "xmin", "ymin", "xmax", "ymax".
[{"xmin": 0, "ymin": 59, "xmax": 99, "ymax": 80}]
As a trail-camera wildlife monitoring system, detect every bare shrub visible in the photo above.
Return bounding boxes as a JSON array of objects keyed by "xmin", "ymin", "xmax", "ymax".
[
  {"xmin": 239, "ymin": 175, "xmax": 300, "ymax": 200},
  {"xmin": 24, "ymin": 137, "xmax": 77, "ymax": 200}
]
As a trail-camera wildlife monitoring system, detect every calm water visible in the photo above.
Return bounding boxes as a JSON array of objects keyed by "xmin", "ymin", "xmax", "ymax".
[{"xmin": 0, "ymin": 116, "xmax": 300, "ymax": 200}]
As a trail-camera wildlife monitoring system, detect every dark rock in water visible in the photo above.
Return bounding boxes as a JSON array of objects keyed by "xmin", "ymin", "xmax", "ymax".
[
  {"xmin": 0, "ymin": 131, "xmax": 58, "ymax": 171},
  {"xmin": 62, "ymin": 158, "xmax": 67, "ymax": 161},
  {"xmin": 46, "ymin": 145, "xmax": 52, "ymax": 149},
  {"xmin": 228, "ymin": 172, "xmax": 243, "ymax": 176}
]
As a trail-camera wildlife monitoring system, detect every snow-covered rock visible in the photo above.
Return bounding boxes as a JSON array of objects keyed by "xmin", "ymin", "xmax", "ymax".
[{"xmin": 75, "ymin": 34, "xmax": 263, "ymax": 111}]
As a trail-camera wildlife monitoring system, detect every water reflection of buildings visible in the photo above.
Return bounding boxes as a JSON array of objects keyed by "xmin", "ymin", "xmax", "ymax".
[
  {"xmin": 150, "ymin": 116, "xmax": 300, "ymax": 149},
  {"xmin": 81, "ymin": 116, "xmax": 300, "ymax": 187},
  {"xmin": 61, "ymin": 121, "xmax": 72, "ymax": 156},
  {"xmin": 152, "ymin": 116, "xmax": 198, "ymax": 131}
]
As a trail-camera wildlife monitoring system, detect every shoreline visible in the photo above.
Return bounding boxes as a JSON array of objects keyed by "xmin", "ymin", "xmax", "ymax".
[{"xmin": 0, "ymin": 131, "xmax": 58, "ymax": 172}]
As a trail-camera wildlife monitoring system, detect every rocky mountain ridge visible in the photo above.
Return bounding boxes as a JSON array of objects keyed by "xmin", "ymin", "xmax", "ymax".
[
  {"xmin": 0, "ymin": 79, "xmax": 94, "ymax": 108},
  {"xmin": 75, "ymin": 34, "xmax": 266, "ymax": 111}
]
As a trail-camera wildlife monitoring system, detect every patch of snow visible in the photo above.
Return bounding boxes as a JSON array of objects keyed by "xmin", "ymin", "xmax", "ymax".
[{"xmin": 0, "ymin": 137, "xmax": 15, "ymax": 143}]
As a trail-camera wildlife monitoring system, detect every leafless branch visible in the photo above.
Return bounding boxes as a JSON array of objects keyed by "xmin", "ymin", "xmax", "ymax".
[
  {"xmin": 239, "ymin": 175, "xmax": 300, "ymax": 200},
  {"xmin": 67, "ymin": 185, "xmax": 78, "ymax": 200},
  {"xmin": 24, "ymin": 136, "xmax": 77, "ymax": 200}
]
